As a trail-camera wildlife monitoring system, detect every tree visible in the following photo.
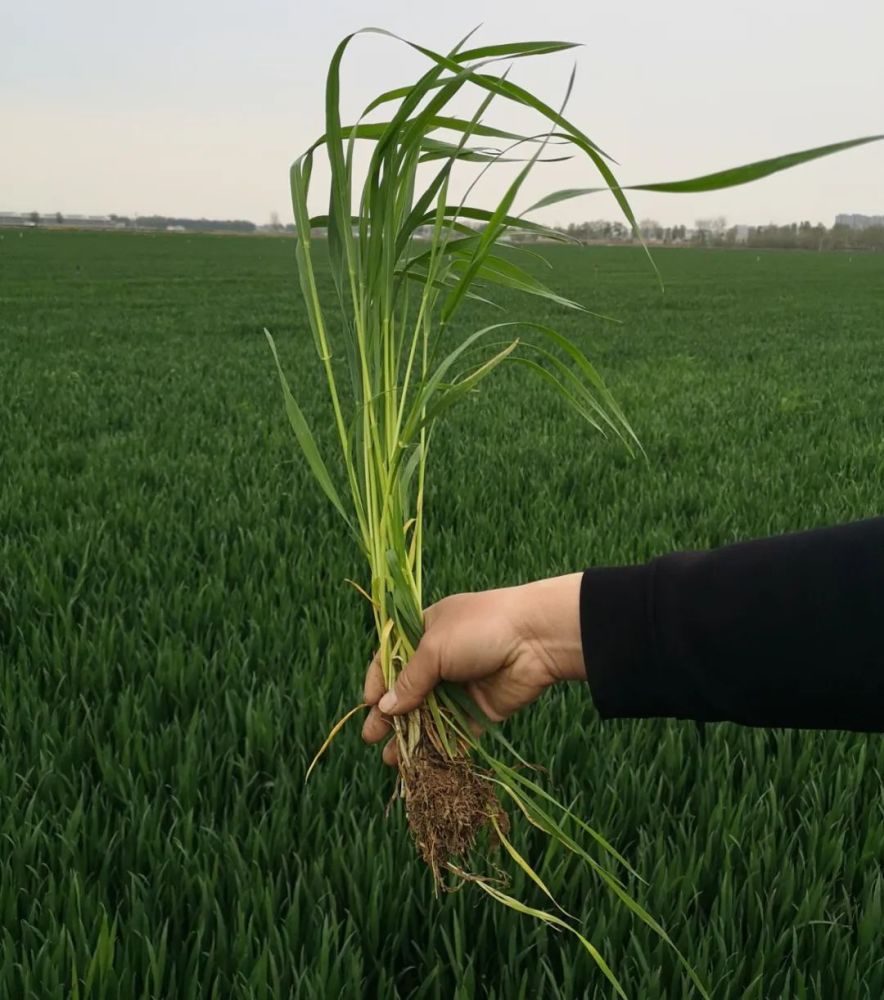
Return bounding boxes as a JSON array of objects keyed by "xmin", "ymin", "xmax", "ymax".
[
  {"xmin": 55, "ymin": 212, "xmax": 64, "ymax": 225},
  {"xmin": 29, "ymin": 211, "xmax": 40, "ymax": 226},
  {"xmin": 639, "ymin": 218, "xmax": 663, "ymax": 241},
  {"xmin": 695, "ymin": 217, "xmax": 727, "ymax": 246}
]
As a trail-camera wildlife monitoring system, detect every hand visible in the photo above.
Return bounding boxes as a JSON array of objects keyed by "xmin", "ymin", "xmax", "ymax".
[{"xmin": 361, "ymin": 574, "xmax": 586, "ymax": 765}]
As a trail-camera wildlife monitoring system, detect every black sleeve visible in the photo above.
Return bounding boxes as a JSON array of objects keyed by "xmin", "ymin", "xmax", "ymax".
[{"xmin": 580, "ymin": 517, "xmax": 884, "ymax": 733}]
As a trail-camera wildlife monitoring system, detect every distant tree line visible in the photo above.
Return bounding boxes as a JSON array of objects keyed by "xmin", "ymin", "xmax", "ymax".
[
  {"xmin": 745, "ymin": 222, "xmax": 884, "ymax": 251},
  {"xmin": 551, "ymin": 217, "xmax": 884, "ymax": 251},
  {"xmin": 555, "ymin": 220, "xmax": 689, "ymax": 243},
  {"xmin": 14, "ymin": 212, "xmax": 301, "ymax": 235},
  {"xmin": 129, "ymin": 215, "xmax": 258, "ymax": 233},
  {"xmin": 13, "ymin": 210, "xmax": 882, "ymax": 250}
]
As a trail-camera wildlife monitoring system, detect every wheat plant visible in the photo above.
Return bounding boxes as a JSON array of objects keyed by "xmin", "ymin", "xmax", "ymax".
[{"xmin": 268, "ymin": 26, "xmax": 881, "ymax": 997}]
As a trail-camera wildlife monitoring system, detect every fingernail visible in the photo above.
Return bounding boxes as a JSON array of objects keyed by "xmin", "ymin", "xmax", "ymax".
[{"xmin": 378, "ymin": 691, "xmax": 398, "ymax": 714}]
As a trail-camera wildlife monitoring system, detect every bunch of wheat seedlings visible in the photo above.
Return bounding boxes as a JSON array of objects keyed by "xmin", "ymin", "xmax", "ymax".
[{"xmin": 268, "ymin": 26, "xmax": 881, "ymax": 997}]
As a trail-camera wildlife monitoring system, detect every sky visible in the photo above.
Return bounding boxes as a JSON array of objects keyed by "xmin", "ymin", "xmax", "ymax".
[{"xmin": 2, "ymin": 0, "xmax": 882, "ymax": 230}]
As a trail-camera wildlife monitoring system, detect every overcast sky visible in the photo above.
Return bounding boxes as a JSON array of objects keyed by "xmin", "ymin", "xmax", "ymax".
[{"xmin": 2, "ymin": 0, "xmax": 882, "ymax": 229}]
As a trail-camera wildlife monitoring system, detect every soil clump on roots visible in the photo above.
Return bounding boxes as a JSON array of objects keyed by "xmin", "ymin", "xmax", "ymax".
[{"xmin": 402, "ymin": 736, "xmax": 508, "ymax": 888}]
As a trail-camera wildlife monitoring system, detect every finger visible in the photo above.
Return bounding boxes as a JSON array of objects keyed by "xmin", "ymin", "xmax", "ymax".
[
  {"xmin": 382, "ymin": 737, "xmax": 399, "ymax": 767},
  {"xmin": 361, "ymin": 705, "xmax": 392, "ymax": 744},
  {"xmin": 363, "ymin": 654, "xmax": 385, "ymax": 705},
  {"xmin": 377, "ymin": 635, "xmax": 441, "ymax": 716},
  {"xmin": 466, "ymin": 680, "xmax": 508, "ymax": 724}
]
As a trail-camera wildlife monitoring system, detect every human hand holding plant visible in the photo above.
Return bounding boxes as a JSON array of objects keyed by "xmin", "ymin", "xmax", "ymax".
[{"xmin": 363, "ymin": 574, "xmax": 586, "ymax": 765}]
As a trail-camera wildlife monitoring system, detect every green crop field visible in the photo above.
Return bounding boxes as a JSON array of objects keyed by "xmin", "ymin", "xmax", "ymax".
[{"xmin": 1, "ymin": 228, "xmax": 882, "ymax": 999}]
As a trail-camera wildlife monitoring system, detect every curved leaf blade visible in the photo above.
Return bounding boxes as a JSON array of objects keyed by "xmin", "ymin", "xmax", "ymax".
[
  {"xmin": 634, "ymin": 134, "xmax": 884, "ymax": 193},
  {"xmin": 264, "ymin": 329, "xmax": 353, "ymax": 531}
]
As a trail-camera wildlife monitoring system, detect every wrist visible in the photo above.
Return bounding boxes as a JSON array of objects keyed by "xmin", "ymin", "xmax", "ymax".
[{"xmin": 514, "ymin": 573, "xmax": 586, "ymax": 683}]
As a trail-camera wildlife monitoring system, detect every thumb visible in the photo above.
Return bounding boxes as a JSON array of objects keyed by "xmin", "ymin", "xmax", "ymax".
[{"xmin": 378, "ymin": 636, "xmax": 441, "ymax": 715}]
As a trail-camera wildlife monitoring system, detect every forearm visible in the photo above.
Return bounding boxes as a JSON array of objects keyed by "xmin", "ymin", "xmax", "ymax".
[{"xmin": 580, "ymin": 517, "xmax": 884, "ymax": 733}]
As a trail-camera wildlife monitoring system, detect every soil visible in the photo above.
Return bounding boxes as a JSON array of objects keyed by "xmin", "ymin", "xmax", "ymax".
[{"xmin": 401, "ymin": 734, "xmax": 508, "ymax": 888}]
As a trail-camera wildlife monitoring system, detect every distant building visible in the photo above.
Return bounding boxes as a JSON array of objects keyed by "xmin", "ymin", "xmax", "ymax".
[
  {"xmin": 0, "ymin": 212, "xmax": 121, "ymax": 229},
  {"xmin": 835, "ymin": 213, "xmax": 884, "ymax": 230},
  {"xmin": 733, "ymin": 225, "xmax": 750, "ymax": 244},
  {"xmin": 0, "ymin": 212, "xmax": 29, "ymax": 226},
  {"xmin": 69, "ymin": 215, "xmax": 114, "ymax": 229}
]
